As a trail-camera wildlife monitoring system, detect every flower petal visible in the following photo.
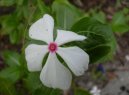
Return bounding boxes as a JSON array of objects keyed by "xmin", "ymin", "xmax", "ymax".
[
  {"xmin": 29, "ymin": 14, "xmax": 54, "ymax": 43},
  {"xmin": 25, "ymin": 44, "xmax": 48, "ymax": 71},
  {"xmin": 55, "ymin": 29, "xmax": 86, "ymax": 46},
  {"xmin": 40, "ymin": 53, "xmax": 72, "ymax": 90},
  {"xmin": 57, "ymin": 47, "xmax": 89, "ymax": 76}
]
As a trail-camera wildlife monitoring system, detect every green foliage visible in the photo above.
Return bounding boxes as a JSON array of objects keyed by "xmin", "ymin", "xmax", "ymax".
[
  {"xmin": 0, "ymin": 0, "xmax": 50, "ymax": 44},
  {"xmin": 0, "ymin": 66, "xmax": 20, "ymax": 83},
  {"xmin": 24, "ymin": 72, "xmax": 61, "ymax": 95},
  {"xmin": 0, "ymin": 77, "xmax": 17, "ymax": 95},
  {"xmin": 0, "ymin": 0, "xmax": 16, "ymax": 6},
  {"xmin": 91, "ymin": 10, "xmax": 106, "ymax": 24},
  {"xmin": 1, "ymin": 52, "xmax": 61, "ymax": 95},
  {"xmin": 87, "ymin": 2, "xmax": 129, "ymax": 34},
  {"xmin": 33, "ymin": 88, "xmax": 61, "ymax": 95},
  {"xmin": 37, "ymin": 0, "xmax": 51, "ymax": 14},
  {"xmin": 0, "ymin": 50, "xmax": 27, "ymax": 95},
  {"xmin": 52, "ymin": 0, "xmax": 83, "ymax": 30},
  {"xmin": 2, "ymin": 50, "xmax": 27, "ymax": 72},
  {"xmin": 111, "ymin": 11, "xmax": 129, "ymax": 33},
  {"xmin": 2, "ymin": 51, "xmax": 21, "ymax": 66},
  {"xmin": 75, "ymin": 88, "xmax": 91, "ymax": 95},
  {"xmin": 71, "ymin": 17, "xmax": 116, "ymax": 63},
  {"xmin": 24, "ymin": 72, "xmax": 42, "ymax": 93}
]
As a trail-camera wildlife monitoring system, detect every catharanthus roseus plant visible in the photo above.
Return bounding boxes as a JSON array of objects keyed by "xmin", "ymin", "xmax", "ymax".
[{"xmin": 25, "ymin": 14, "xmax": 89, "ymax": 90}]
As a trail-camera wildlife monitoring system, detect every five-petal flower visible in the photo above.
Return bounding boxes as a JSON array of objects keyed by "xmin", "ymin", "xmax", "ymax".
[{"xmin": 25, "ymin": 14, "xmax": 89, "ymax": 90}]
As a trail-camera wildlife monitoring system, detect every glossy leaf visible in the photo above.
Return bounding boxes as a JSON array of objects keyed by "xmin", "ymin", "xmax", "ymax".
[
  {"xmin": 86, "ymin": 45, "xmax": 111, "ymax": 63},
  {"xmin": 71, "ymin": 17, "xmax": 116, "ymax": 63}
]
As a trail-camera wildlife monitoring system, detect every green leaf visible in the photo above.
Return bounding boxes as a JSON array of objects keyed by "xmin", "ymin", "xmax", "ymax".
[
  {"xmin": 24, "ymin": 72, "xmax": 42, "ymax": 93},
  {"xmin": 92, "ymin": 11, "xmax": 106, "ymax": 23},
  {"xmin": 2, "ymin": 50, "xmax": 21, "ymax": 66},
  {"xmin": 123, "ymin": 7, "xmax": 129, "ymax": 14},
  {"xmin": 16, "ymin": 0, "xmax": 24, "ymax": 5},
  {"xmin": 87, "ymin": 45, "xmax": 111, "ymax": 63},
  {"xmin": 112, "ymin": 12, "xmax": 126, "ymax": 25},
  {"xmin": 75, "ymin": 88, "xmax": 91, "ymax": 95},
  {"xmin": 37, "ymin": 0, "xmax": 51, "ymax": 14},
  {"xmin": 52, "ymin": 0, "xmax": 83, "ymax": 30},
  {"xmin": 111, "ymin": 11, "xmax": 129, "ymax": 33},
  {"xmin": 112, "ymin": 24, "xmax": 129, "ymax": 33},
  {"xmin": 71, "ymin": 17, "xmax": 116, "ymax": 63},
  {"xmin": 1, "ymin": 15, "xmax": 18, "ymax": 35},
  {"xmin": 0, "ymin": 0, "xmax": 16, "ymax": 6},
  {"xmin": 10, "ymin": 30, "xmax": 20, "ymax": 44},
  {"xmin": 0, "ymin": 7, "xmax": 26, "ymax": 44},
  {"xmin": 0, "ymin": 67, "xmax": 20, "ymax": 83},
  {"xmin": 0, "ymin": 77, "xmax": 17, "ymax": 95},
  {"xmin": 33, "ymin": 88, "xmax": 61, "ymax": 95},
  {"xmin": 24, "ymin": 72, "xmax": 61, "ymax": 95}
]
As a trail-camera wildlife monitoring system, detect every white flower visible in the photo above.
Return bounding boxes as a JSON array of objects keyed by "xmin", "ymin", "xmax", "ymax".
[
  {"xmin": 90, "ymin": 86, "xmax": 101, "ymax": 95},
  {"xmin": 25, "ymin": 14, "xmax": 89, "ymax": 90}
]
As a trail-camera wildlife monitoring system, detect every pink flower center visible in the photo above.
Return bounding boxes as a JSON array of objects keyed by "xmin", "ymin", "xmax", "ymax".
[{"xmin": 48, "ymin": 42, "xmax": 58, "ymax": 53}]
